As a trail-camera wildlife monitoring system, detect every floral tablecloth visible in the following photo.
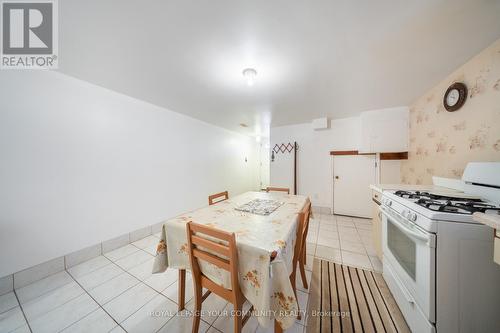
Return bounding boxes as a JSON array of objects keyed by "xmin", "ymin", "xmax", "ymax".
[{"xmin": 152, "ymin": 191, "xmax": 310, "ymax": 329}]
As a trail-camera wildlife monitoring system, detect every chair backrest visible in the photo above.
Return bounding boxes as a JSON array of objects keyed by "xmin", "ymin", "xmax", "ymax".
[
  {"xmin": 208, "ymin": 191, "xmax": 229, "ymax": 205},
  {"xmin": 266, "ymin": 187, "xmax": 290, "ymax": 194},
  {"xmin": 186, "ymin": 222, "xmax": 239, "ymax": 300},
  {"xmin": 297, "ymin": 201, "xmax": 312, "ymax": 258}
]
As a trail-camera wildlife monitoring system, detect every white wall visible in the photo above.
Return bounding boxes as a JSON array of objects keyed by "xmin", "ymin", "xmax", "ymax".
[
  {"xmin": 0, "ymin": 71, "xmax": 259, "ymax": 277},
  {"xmin": 270, "ymin": 117, "xmax": 360, "ymax": 209}
]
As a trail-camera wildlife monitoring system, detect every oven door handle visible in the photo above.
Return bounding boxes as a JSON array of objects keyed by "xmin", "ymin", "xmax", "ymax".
[{"xmin": 381, "ymin": 206, "xmax": 433, "ymax": 245}]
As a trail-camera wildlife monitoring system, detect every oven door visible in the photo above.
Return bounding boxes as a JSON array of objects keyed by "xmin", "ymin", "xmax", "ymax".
[{"xmin": 381, "ymin": 206, "xmax": 436, "ymax": 323}]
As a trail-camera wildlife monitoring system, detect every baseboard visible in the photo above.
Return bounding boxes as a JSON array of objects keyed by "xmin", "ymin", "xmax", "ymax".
[{"xmin": 1, "ymin": 222, "xmax": 161, "ymax": 293}]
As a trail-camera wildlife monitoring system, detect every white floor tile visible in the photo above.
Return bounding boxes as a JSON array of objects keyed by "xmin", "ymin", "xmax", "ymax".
[
  {"xmin": 318, "ymin": 228, "xmax": 338, "ymax": 238},
  {"xmin": 338, "ymin": 232, "xmax": 361, "ymax": 243},
  {"xmin": 186, "ymin": 293, "xmax": 228, "ymax": 325},
  {"xmin": 306, "ymin": 243, "xmax": 316, "ymax": 256},
  {"xmin": 295, "ymin": 270, "xmax": 311, "ymax": 294},
  {"xmin": 341, "ymin": 251, "xmax": 372, "ymax": 270},
  {"xmin": 355, "ymin": 222, "xmax": 372, "ymax": 231},
  {"xmin": 364, "ymin": 243, "xmax": 378, "ymax": 256},
  {"xmin": 29, "ymin": 293, "xmax": 99, "ymax": 333},
  {"xmin": 22, "ymin": 281, "xmax": 85, "ymax": 321},
  {"xmin": 0, "ymin": 292, "xmax": 18, "ymax": 314},
  {"xmin": 75, "ymin": 263, "xmax": 124, "ymax": 291},
  {"xmin": 104, "ymin": 245, "xmax": 140, "ymax": 262},
  {"xmin": 339, "ymin": 239, "xmax": 366, "ymax": 254},
  {"xmin": 305, "ymin": 233, "xmax": 317, "ymax": 243},
  {"xmin": 144, "ymin": 268, "xmax": 178, "ymax": 293},
  {"xmin": 304, "ymin": 255, "xmax": 314, "ymax": 272},
  {"xmin": 256, "ymin": 321, "xmax": 304, "ymax": 333},
  {"xmin": 319, "ymin": 225, "xmax": 336, "ymax": 233},
  {"xmin": 153, "ymin": 232, "xmax": 162, "ymax": 239},
  {"xmin": 143, "ymin": 245, "xmax": 158, "ymax": 256},
  {"xmin": 156, "ymin": 310, "xmax": 210, "ymax": 333},
  {"xmin": 316, "ymin": 235, "xmax": 340, "ymax": 248},
  {"xmin": 114, "ymin": 250, "xmax": 153, "ymax": 271},
  {"xmin": 109, "ymin": 325, "xmax": 127, "ymax": 333},
  {"xmin": 314, "ymin": 245, "xmax": 342, "ymax": 263},
  {"xmin": 60, "ymin": 308, "xmax": 117, "ymax": 333},
  {"xmin": 103, "ymin": 283, "xmax": 157, "ymax": 323},
  {"xmin": 0, "ymin": 306, "xmax": 26, "ymax": 333},
  {"xmin": 338, "ymin": 227, "xmax": 359, "ymax": 236},
  {"xmin": 211, "ymin": 302, "xmax": 257, "ymax": 333},
  {"xmin": 320, "ymin": 214, "xmax": 335, "ymax": 222},
  {"xmin": 162, "ymin": 275, "xmax": 195, "ymax": 305},
  {"xmin": 358, "ymin": 229, "xmax": 373, "ymax": 239},
  {"xmin": 16, "ymin": 271, "xmax": 73, "ymax": 304},
  {"xmin": 335, "ymin": 215, "xmax": 353, "ymax": 223},
  {"xmin": 132, "ymin": 235, "xmax": 160, "ymax": 250},
  {"xmin": 337, "ymin": 221, "xmax": 356, "ymax": 229},
  {"xmin": 127, "ymin": 258, "xmax": 155, "ymax": 281},
  {"xmin": 369, "ymin": 256, "xmax": 383, "ymax": 272},
  {"xmin": 67, "ymin": 256, "xmax": 112, "ymax": 279},
  {"xmin": 295, "ymin": 290, "xmax": 309, "ymax": 325},
  {"xmin": 11, "ymin": 324, "xmax": 30, "ymax": 333},
  {"xmin": 88, "ymin": 272, "xmax": 139, "ymax": 305},
  {"xmin": 121, "ymin": 294, "xmax": 177, "ymax": 333}
]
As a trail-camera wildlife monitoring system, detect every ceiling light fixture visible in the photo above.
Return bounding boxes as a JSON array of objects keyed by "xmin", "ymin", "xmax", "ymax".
[{"xmin": 242, "ymin": 68, "xmax": 257, "ymax": 86}]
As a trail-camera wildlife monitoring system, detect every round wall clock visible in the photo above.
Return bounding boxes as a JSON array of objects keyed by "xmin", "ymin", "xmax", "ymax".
[{"xmin": 443, "ymin": 82, "xmax": 467, "ymax": 112}]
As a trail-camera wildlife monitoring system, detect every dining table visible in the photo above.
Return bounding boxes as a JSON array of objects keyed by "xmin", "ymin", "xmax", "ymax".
[{"xmin": 152, "ymin": 191, "xmax": 310, "ymax": 331}]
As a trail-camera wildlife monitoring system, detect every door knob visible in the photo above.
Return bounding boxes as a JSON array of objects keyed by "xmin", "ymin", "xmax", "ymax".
[{"xmin": 335, "ymin": 176, "xmax": 339, "ymax": 179}]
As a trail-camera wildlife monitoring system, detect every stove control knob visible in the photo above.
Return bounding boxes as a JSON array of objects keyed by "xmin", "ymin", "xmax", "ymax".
[
  {"xmin": 388, "ymin": 200, "xmax": 392, "ymax": 207},
  {"xmin": 410, "ymin": 213, "xmax": 417, "ymax": 221}
]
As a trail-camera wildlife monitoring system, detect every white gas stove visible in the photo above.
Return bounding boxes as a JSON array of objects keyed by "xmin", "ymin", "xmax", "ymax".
[{"xmin": 380, "ymin": 162, "xmax": 500, "ymax": 333}]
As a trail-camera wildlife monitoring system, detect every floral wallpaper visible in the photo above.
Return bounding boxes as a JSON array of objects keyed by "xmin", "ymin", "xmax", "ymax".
[{"xmin": 401, "ymin": 38, "xmax": 500, "ymax": 184}]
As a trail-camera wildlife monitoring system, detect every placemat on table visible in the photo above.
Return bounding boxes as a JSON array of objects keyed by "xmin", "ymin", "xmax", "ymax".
[{"xmin": 235, "ymin": 199, "xmax": 284, "ymax": 215}]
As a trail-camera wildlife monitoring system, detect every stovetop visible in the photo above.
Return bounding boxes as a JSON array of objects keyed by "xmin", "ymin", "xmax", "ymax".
[{"xmin": 394, "ymin": 190, "xmax": 500, "ymax": 215}]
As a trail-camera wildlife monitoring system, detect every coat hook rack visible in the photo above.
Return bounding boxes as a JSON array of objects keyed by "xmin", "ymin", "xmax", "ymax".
[{"xmin": 270, "ymin": 141, "xmax": 298, "ymax": 195}]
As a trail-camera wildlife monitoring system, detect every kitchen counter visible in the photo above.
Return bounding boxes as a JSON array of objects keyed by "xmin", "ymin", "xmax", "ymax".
[
  {"xmin": 473, "ymin": 212, "xmax": 500, "ymax": 230},
  {"xmin": 369, "ymin": 184, "xmax": 456, "ymax": 193},
  {"xmin": 473, "ymin": 213, "xmax": 500, "ymax": 266}
]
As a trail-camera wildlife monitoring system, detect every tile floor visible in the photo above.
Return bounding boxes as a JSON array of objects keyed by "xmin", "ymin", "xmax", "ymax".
[{"xmin": 0, "ymin": 213, "xmax": 380, "ymax": 333}]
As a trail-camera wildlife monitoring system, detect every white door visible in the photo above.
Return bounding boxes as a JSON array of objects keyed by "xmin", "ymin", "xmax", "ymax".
[{"xmin": 333, "ymin": 155, "xmax": 376, "ymax": 218}]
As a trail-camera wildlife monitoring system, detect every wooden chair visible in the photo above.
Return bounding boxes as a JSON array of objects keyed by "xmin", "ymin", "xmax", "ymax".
[
  {"xmin": 186, "ymin": 222, "xmax": 253, "ymax": 333},
  {"xmin": 289, "ymin": 200, "xmax": 312, "ymax": 320},
  {"xmin": 297, "ymin": 201, "xmax": 312, "ymax": 289},
  {"xmin": 208, "ymin": 191, "xmax": 229, "ymax": 205},
  {"xmin": 266, "ymin": 187, "xmax": 290, "ymax": 194}
]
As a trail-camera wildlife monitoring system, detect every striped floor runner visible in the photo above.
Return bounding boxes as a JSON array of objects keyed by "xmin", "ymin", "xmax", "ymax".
[{"xmin": 306, "ymin": 258, "xmax": 410, "ymax": 333}]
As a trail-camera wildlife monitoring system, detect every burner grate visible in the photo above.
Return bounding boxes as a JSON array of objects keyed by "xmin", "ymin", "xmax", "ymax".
[
  {"xmin": 416, "ymin": 199, "xmax": 500, "ymax": 215},
  {"xmin": 394, "ymin": 190, "xmax": 483, "ymax": 202}
]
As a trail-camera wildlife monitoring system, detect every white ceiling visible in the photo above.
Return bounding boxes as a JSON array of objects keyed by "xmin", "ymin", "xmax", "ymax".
[{"xmin": 59, "ymin": 0, "xmax": 500, "ymax": 136}]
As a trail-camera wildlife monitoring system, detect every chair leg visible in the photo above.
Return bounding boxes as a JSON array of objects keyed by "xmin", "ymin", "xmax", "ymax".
[
  {"xmin": 178, "ymin": 269, "xmax": 186, "ymax": 311},
  {"xmin": 192, "ymin": 285, "xmax": 202, "ymax": 333},
  {"xmin": 274, "ymin": 319, "xmax": 284, "ymax": 333},
  {"xmin": 289, "ymin": 270, "xmax": 301, "ymax": 320},
  {"xmin": 299, "ymin": 259, "xmax": 308, "ymax": 290},
  {"xmin": 233, "ymin": 302, "xmax": 243, "ymax": 333}
]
